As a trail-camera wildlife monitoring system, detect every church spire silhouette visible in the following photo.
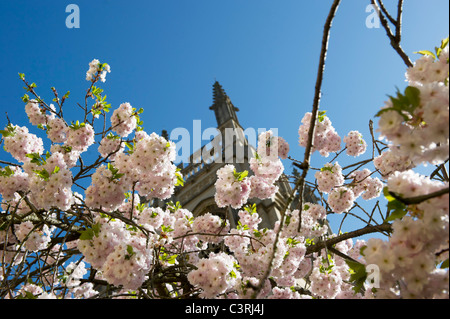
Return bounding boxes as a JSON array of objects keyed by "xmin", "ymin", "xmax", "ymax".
[{"xmin": 209, "ymin": 81, "xmax": 240, "ymax": 128}]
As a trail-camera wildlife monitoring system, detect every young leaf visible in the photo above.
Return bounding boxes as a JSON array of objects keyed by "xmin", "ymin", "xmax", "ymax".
[
  {"xmin": 175, "ymin": 172, "xmax": 184, "ymax": 187},
  {"xmin": 79, "ymin": 223, "xmax": 101, "ymax": 240},
  {"xmin": 52, "ymin": 166, "xmax": 60, "ymax": 175},
  {"xmin": 346, "ymin": 260, "xmax": 368, "ymax": 294},
  {"xmin": 414, "ymin": 50, "xmax": 436, "ymax": 59},
  {"xmin": 233, "ymin": 169, "xmax": 248, "ymax": 182},
  {"xmin": 125, "ymin": 245, "xmax": 135, "ymax": 260}
]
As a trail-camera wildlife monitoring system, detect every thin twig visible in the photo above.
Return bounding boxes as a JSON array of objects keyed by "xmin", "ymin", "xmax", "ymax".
[
  {"xmin": 371, "ymin": 0, "xmax": 413, "ymax": 68},
  {"xmin": 389, "ymin": 187, "xmax": 449, "ymax": 205},
  {"xmin": 306, "ymin": 223, "xmax": 393, "ymax": 255},
  {"xmin": 251, "ymin": 0, "xmax": 342, "ymax": 299}
]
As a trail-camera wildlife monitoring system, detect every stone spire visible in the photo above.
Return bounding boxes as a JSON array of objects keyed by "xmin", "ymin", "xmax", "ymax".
[{"xmin": 209, "ymin": 81, "xmax": 240, "ymax": 129}]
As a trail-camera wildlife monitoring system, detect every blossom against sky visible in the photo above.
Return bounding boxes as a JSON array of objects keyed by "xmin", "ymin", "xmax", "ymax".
[{"xmin": 0, "ymin": 0, "xmax": 448, "ymax": 235}]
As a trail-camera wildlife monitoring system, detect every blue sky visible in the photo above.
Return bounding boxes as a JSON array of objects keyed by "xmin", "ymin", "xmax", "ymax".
[{"xmin": 0, "ymin": 1, "xmax": 449, "ymax": 236}]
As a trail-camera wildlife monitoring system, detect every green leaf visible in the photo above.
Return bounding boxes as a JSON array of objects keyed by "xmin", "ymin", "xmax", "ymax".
[
  {"xmin": 244, "ymin": 203, "xmax": 257, "ymax": 215},
  {"xmin": 346, "ymin": 260, "xmax": 368, "ymax": 294},
  {"xmin": 404, "ymin": 86, "xmax": 421, "ymax": 109},
  {"xmin": 166, "ymin": 254, "xmax": 177, "ymax": 265},
  {"xmin": 69, "ymin": 120, "xmax": 86, "ymax": 130},
  {"xmin": 237, "ymin": 221, "xmax": 250, "ymax": 231},
  {"xmin": 233, "ymin": 169, "xmax": 248, "ymax": 182},
  {"xmin": 320, "ymin": 165, "xmax": 334, "ymax": 173},
  {"xmin": 284, "ymin": 214, "xmax": 291, "ymax": 226},
  {"xmin": 360, "ymin": 245, "xmax": 367, "ymax": 257},
  {"xmin": 34, "ymin": 168, "xmax": 50, "ymax": 181},
  {"xmin": 21, "ymin": 94, "xmax": 30, "ymax": 103},
  {"xmin": 383, "ymin": 187, "xmax": 408, "ymax": 222},
  {"xmin": 383, "ymin": 187, "xmax": 396, "ymax": 202},
  {"xmin": 253, "ymin": 229, "xmax": 262, "ymax": 239},
  {"xmin": 136, "ymin": 203, "xmax": 146, "ymax": 213},
  {"xmin": 385, "ymin": 199, "xmax": 407, "ymax": 222},
  {"xmin": 161, "ymin": 225, "xmax": 174, "ymax": 233},
  {"xmin": 375, "ymin": 86, "xmax": 421, "ymax": 120},
  {"xmin": 107, "ymin": 163, "xmax": 124, "ymax": 181},
  {"xmin": 79, "ymin": 229, "xmax": 94, "ymax": 240},
  {"xmin": 106, "ymin": 132, "xmax": 120, "ymax": 140},
  {"xmin": 18, "ymin": 73, "xmax": 25, "ymax": 80},
  {"xmin": 125, "ymin": 245, "xmax": 135, "ymax": 260},
  {"xmin": 79, "ymin": 223, "xmax": 101, "ymax": 240},
  {"xmin": 286, "ymin": 237, "xmax": 300, "ymax": 247},
  {"xmin": 0, "ymin": 166, "xmax": 15, "ymax": 177},
  {"xmin": 441, "ymin": 37, "xmax": 449, "ymax": 50},
  {"xmin": 435, "ymin": 38, "xmax": 449, "ymax": 58},
  {"xmin": 440, "ymin": 258, "xmax": 449, "ymax": 269},
  {"xmin": 175, "ymin": 172, "xmax": 184, "ymax": 187},
  {"xmin": 124, "ymin": 141, "xmax": 135, "ymax": 155},
  {"xmin": 0, "ymin": 124, "xmax": 16, "ymax": 138},
  {"xmin": 317, "ymin": 110, "xmax": 327, "ymax": 123},
  {"xmin": 387, "ymin": 198, "xmax": 406, "ymax": 211},
  {"xmin": 414, "ymin": 50, "xmax": 436, "ymax": 59},
  {"xmin": 385, "ymin": 209, "xmax": 407, "ymax": 222},
  {"xmin": 167, "ymin": 200, "xmax": 183, "ymax": 212},
  {"xmin": 20, "ymin": 291, "xmax": 38, "ymax": 299}
]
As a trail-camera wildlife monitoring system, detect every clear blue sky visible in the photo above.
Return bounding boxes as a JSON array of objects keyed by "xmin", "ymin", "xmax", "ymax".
[{"xmin": 0, "ymin": 0, "xmax": 448, "ymax": 236}]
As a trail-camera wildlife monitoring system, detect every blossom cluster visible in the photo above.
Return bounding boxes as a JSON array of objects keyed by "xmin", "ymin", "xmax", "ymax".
[
  {"xmin": 98, "ymin": 134, "xmax": 124, "ymax": 160},
  {"xmin": 84, "ymin": 164, "xmax": 129, "ymax": 210},
  {"xmin": 215, "ymin": 130, "xmax": 288, "ymax": 209},
  {"xmin": 256, "ymin": 130, "xmax": 289, "ymax": 160},
  {"xmin": 315, "ymin": 162, "xmax": 344, "ymax": 194},
  {"xmin": 349, "ymin": 169, "xmax": 384, "ymax": 200},
  {"xmin": 187, "ymin": 252, "xmax": 240, "ymax": 298},
  {"xmin": 0, "ymin": 166, "xmax": 29, "ymax": 201},
  {"xmin": 214, "ymin": 164, "xmax": 251, "ymax": 209},
  {"xmin": 192, "ymin": 212, "xmax": 230, "ymax": 244},
  {"xmin": 2, "ymin": 125, "xmax": 44, "ymax": 163},
  {"xmin": 86, "ymin": 59, "xmax": 111, "ymax": 82},
  {"xmin": 377, "ymin": 47, "xmax": 449, "ymax": 166},
  {"xmin": 25, "ymin": 100, "xmax": 54, "ymax": 127},
  {"xmin": 77, "ymin": 216, "xmax": 153, "ymax": 290},
  {"xmin": 314, "ymin": 161, "xmax": 383, "ymax": 214},
  {"xmin": 28, "ymin": 152, "xmax": 74, "ymax": 211},
  {"xmin": 360, "ymin": 171, "xmax": 449, "ymax": 298},
  {"xmin": 111, "ymin": 102, "xmax": 137, "ymax": 138},
  {"xmin": 1, "ymin": 47, "xmax": 448, "ymax": 300},
  {"xmin": 298, "ymin": 111, "xmax": 341, "ymax": 157},
  {"xmin": 15, "ymin": 221, "xmax": 54, "ymax": 252},
  {"xmin": 343, "ymin": 131, "xmax": 367, "ymax": 157},
  {"xmin": 47, "ymin": 118, "xmax": 68, "ymax": 143},
  {"xmin": 373, "ymin": 148, "xmax": 415, "ymax": 179},
  {"xmin": 66, "ymin": 123, "xmax": 95, "ymax": 153}
]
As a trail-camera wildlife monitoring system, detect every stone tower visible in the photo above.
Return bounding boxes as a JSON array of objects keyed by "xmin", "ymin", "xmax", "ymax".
[{"xmin": 171, "ymin": 81, "xmax": 297, "ymax": 229}]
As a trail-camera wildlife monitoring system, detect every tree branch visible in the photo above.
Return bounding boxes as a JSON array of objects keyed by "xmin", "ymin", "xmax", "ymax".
[
  {"xmin": 251, "ymin": 0, "xmax": 342, "ymax": 298},
  {"xmin": 371, "ymin": 0, "xmax": 413, "ymax": 68},
  {"xmin": 306, "ymin": 223, "xmax": 393, "ymax": 255},
  {"xmin": 389, "ymin": 187, "xmax": 449, "ymax": 205}
]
